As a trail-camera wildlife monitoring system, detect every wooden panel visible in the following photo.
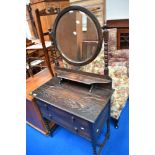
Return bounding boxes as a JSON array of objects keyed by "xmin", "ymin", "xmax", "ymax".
[
  {"xmin": 30, "ymin": 0, "xmax": 44, "ymax": 4},
  {"xmin": 107, "ymin": 19, "xmax": 129, "ymax": 28},
  {"xmin": 56, "ymin": 69, "xmax": 111, "ymax": 84},
  {"xmin": 107, "ymin": 19, "xmax": 129, "ymax": 50},
  {"xmin": 70, "ymin": 0, "xmax": 105, "ymax": 26},
  {"xmin": 26, "ymin": 68, "xmax": 52, "ymax": 101},
  {"xmin": 26, "ymin": 99, "xmax": 49, "ymax": 134},
  {"xmin": 117, "ymin": 28, "xmax": 129, "ymax": 49},
  {"xmin": 30, "ymin": 0, "xmax": 69, "ymax": 5},
  {"xmin": 26, "ymin": 68, "xmax": 55, "ymax": 134}
]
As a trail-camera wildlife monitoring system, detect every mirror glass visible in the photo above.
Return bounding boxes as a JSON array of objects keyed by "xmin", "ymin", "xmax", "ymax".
[{"xmin": 55, "ymin": 10, "xmax": 99, "ymax": 63}]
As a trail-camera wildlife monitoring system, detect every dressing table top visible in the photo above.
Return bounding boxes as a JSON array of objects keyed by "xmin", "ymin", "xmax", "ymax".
[{"xmin": 32, "ymin": 75, "xmax": 113, "ymax": 123}]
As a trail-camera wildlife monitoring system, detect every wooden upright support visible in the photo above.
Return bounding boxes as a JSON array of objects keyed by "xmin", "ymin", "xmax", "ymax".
[{"xmin": 103, "ymin": 24, "xmax": 109, "ymax": 76}]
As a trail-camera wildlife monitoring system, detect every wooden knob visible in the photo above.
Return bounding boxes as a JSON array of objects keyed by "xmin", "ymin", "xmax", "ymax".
[
  {"xmin": 96, "ymin": 129, "xmax": 99, "ymax": 133},
  {"xmin": 74, "ymin": 127, "xmax": 78, "ymax": 132},
  {"xmin": 48, "ymin": 114, "xmax": 52, "ymax": 118},
  {"xmin": 80, "ymin": 127, "xmax": 85, "ymax": 131},
  {"xmin": 71, "ymin": 116, "xmax": 75, "ymax": 122},
  {"xmin": 44, "ymin": 104, "xmax": 48, "ymax": 108}
]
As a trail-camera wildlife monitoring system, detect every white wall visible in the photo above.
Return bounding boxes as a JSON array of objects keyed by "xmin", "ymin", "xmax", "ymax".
[
  {"xmin": 106, "ymin": 0, "xmax": 129, "ymax": 20},
  {"xmin": 26, "ymin": 0, "xmax": 30, "ymax": 4}
]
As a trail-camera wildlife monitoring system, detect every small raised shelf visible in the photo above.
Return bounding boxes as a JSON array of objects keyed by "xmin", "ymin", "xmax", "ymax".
[{"xmin": 55, "ymin": 67, "xmax": 111, "ymax": 85}]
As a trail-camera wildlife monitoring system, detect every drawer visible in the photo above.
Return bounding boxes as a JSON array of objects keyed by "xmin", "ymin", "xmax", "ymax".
[
  {"xmin": 72, "ymin": 116, "xmax": 91, "ymax": 139},
  {"xmin": 48, "ymin": 105, "xmax": 91, "ymax": 139},
  {"xmin": 36, "ymin": 99, "xmax": 92, "ymax": 139},
  {"xmin": 49, "ymin": 106, "xmax": 74, "ymax": 129}
]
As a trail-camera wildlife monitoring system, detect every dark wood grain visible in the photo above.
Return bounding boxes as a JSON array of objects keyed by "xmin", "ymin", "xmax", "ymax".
[
  {"xmin": 55, "ymin": 67, "xmax": 112, "ymax": 81},
  {"xmin": 56, "ymin": 69, "xmax": 111, "ymax": 85},
  {"xmin": 107, "ymin": 19, "xmax": 129, "ymax": 28},
  {"xmin": 32, "ymin": 77, "xmax": 113, "ymax": 123},
  {"xmin": 37, "ymin": 99, "xmax": 92, "ymax": 139}
]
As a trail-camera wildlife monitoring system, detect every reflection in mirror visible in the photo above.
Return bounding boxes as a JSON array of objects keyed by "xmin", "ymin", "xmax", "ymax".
[{"xmin": 56, "ymin": 10, "xmax": 99, "ymax": 63}]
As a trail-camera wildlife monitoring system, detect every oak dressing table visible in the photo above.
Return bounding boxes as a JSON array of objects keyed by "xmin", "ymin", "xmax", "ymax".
[{"xmin": 32, "ymin": 6, "xmax": 113, "ymax": 155}]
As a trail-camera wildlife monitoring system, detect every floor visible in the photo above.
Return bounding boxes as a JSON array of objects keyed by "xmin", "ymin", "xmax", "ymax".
[{"xmin": 26, "ymin": 99, "xmax": 129, "ymax": 155}]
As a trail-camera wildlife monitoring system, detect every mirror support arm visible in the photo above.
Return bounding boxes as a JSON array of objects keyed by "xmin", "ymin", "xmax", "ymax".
[
  {"xmin": 48, "ymin": 29, "xmax": 60, "ymax": 67},
  {"xmin": 102, "ymin": 24, "xmax": 109, "ymax": 77}
]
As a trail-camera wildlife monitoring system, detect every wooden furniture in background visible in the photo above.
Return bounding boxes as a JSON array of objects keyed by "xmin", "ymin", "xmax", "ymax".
[
  {"xmin": 26, "ymin": 68, "xmax": 55, "ymax": 135},
  {"xmin": 26, "ymin": 38, "xmax": 43, "ymax": 78},
  {"xmin": 107, "ymin": 19, "xmax": 129, "ymax": 50},
  {"xmin": 106, "ymin": 19, "xmax": 129, "ymax": 28},
  {"xmin": 106, "ymin": 24, "xmax": 129, "ymax": 128},
  {"xmin": 29, "ymin": 0, "xmax": 69, "ymax": 40},
  {"xmin": 26, "ymin": 41, "xmax": 54, "ymax": 77},
  {"xmin": 69, "ymin": 0, "xmax": 105, "ymax": 26},
  {"xmin": 34, "ymin": 8, "xmax": 60, "ymax": 76},
  {"xmin": 117, "ymin": 28, "xmax": 129, "ymax": 49}
]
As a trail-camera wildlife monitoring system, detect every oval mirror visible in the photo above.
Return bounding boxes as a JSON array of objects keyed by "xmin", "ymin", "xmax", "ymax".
[{"xmin": 52, "ymin": 6, "xmax": 103, "ymax": 66}]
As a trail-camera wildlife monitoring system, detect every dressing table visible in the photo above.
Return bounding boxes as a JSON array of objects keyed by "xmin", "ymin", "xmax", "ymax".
[{"xmin": 32, "ymin": 6, "xmax": 113, "ymax": 155}]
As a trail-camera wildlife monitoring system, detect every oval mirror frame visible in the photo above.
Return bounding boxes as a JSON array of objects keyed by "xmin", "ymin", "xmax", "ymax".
[{"xmin": 52, "ymin": 6, "xmax": 103, "ymax": 66}]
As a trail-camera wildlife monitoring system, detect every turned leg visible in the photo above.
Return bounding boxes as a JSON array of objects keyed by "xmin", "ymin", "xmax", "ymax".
[
  {"xmin": 90, "ymin": 124, "xmax": 97, "ymax": 155},
  {"xmin": 92, "ymin": 142, "xmax": 97, "ymax": 155},
  {"xmin": 114, "ymin": 120, "xmax": 119, "ymax": 129},
  {"xmin": 91, "ymin": 133, "xmax": 97, "ymax": 155},
  {"xmin": 106, "ymin": 101, "xmax": 111, "ymax": 138},
  {"xmin": 112, "ymin": 118, "xmax": 119, "ymax": 129},
  {"xmin": 43, "ymin": 118, "xmax": 51, "ymax": 135},
  {"xmin": 106, "ymin": 117, "xmax": 110, "ymax": 139}
]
